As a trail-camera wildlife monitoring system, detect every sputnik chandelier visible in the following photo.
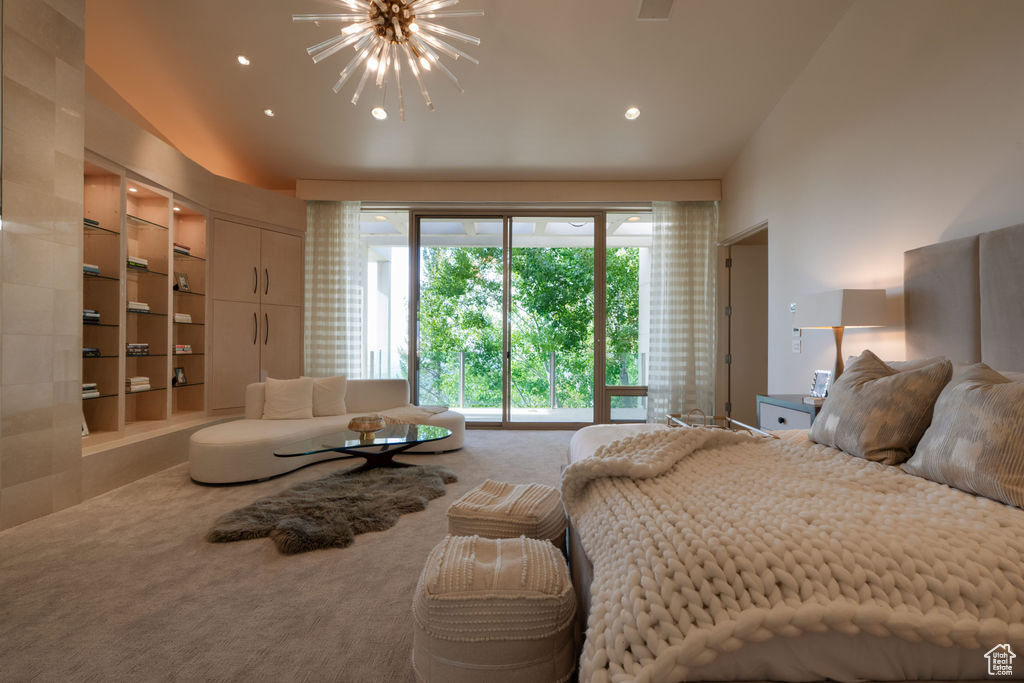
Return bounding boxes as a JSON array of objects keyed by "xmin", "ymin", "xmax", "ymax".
[{"xmin": 293, "ymin": 0, "xmax": 484, "ymax": 121}]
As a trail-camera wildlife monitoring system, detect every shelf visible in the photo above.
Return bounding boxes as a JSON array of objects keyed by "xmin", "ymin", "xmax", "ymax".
[
  {"xmin": 173, "ymin": 321, "xmax": 205, "ymax": 326},
  {"xmin": 173, "ymin": 252, "xmax": 206, "ymax": 263},
  {"xmin": 83, "ymin": 393, "xmax": 118, "ymax": 401},
  {"xmin": 127, "ymin": 266, "xmax": 169, "ymax": 277},
  {"xmin": 83, "ymin": 322, "xmax": 118, "ymax": 328},
  {"xmin": 127, "ymin": 310, "xmax": 168, "ymax": 317},
  {"xmin": 126, "ymin": 387, "xmax": 167, "ymax": 396},
  {"xmin": 126, "ymin": 215, "xmax": 168, "ymax": 231},
  {"xmin": 172, "ymin": 382, "xmax": 205, "ymax": 389},
  {"xmin": 173, "ymin": 289, "xmax": 205, "ymax": 296},
  {"xmin": 83, "ymin": 355, "xmax": 119, "ymax": 359},
  {"xmin": 84, "ymin": 222, "xmax": 118, "ymax": 236},
  {"xmin": 126, "ymin": 354, "xmax": 169, "ymax": 358},
  {"xmin": 173, "ymin": 353, "xmax": 205, "ymax": 357},
  {"xmin": 83, "ymin": 272, "xmax": 119, "ymax": 282}
]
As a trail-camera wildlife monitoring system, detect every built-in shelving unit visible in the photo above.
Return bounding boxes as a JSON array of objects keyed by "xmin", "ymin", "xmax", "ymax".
[{"xmin": 81, "ymin": 157, "xmax": 210, "ymax": 447}]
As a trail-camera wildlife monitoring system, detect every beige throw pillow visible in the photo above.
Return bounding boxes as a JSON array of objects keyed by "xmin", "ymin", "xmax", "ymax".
[
  {"xmin": 901, "ymin": 363, "xmax": 1024, "ymax": 508},
  {"xmin": 262, "ymin": 377, "xmax": 314, "ymax": 420},
  {"xmin": 311, "ymin": 375, "xmax": 347, "ymax": 417},
  {"xmin": 809, "ymin": 350, "xmax": 952, "ymax": 464}
]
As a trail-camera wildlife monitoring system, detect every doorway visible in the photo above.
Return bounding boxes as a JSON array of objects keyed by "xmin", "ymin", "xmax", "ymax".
[{"xmin": 717, "ymin": 225, "xmax": 769, "ymax": 426}]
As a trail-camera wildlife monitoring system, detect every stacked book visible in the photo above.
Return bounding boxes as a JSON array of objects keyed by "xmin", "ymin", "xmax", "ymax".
[
  {"xmin": 173, "ymin": 242, "xmax": 191, "ymax": 256},
  {"xmin": 83, "ymin": 309, "xmax": 101, "ymax": 324},
  {"xmin": 127, "ymin": 255, "xmax": 149, "ymax": 270},
  {"xmin": 82, "ymin": 382, "xmax": 100, "ymax": 399},
  {"xmin": 173, "ymin": 312, "xmax": 193, "ymax": 324},
  {"xmin": 83, "ymin": 347, "xmax": 101, "ymax": 358},
  {"xmin": 127, "ymin": 300, "xmax": 150, "ymax": 314},
  {"xmin": 174, "ymin": 344, "xmax": 193, "ymax": 355},
  {"xmin": 83, "ymin": 263, "xmax": 101, "ymax": 276},
  {"xmin": 83, "ymin": 217, "xmax": 99, "ymax": 228},
  {"xmin": 127, "ymin": 343, "xmax": 150, "ymax": 357},
  {"xmin": 126, "ymin": 376, "xmax": 151, "ymax": 393}
]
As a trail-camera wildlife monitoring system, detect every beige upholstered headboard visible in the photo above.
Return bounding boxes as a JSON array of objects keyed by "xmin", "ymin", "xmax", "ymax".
[{"xmin": 905, "ymin": 222, "xmax": 1024, "ymax": 371}]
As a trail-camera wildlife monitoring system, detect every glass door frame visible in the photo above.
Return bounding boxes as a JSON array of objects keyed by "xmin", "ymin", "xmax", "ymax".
[{"xmin": 409, "ymin": 209, "xmax": 609, "ymax": 429}]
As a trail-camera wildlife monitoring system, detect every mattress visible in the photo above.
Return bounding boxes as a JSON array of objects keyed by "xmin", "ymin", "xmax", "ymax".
[{"xmin": 564, "ymin": 424, "xmax": 999, "ymax": 682}]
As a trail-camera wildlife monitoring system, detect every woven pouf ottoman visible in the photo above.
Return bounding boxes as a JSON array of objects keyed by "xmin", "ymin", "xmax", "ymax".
[
  {"xmin": 447, "ymin": 479, "xmax": 567, "ymax": 547},
  {"xmin": 412, "ymin": 535, "xmax": 576, "ymax": 683}
]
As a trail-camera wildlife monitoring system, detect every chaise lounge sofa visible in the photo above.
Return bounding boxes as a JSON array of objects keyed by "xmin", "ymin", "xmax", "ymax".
[{"xmin": 189, "ymin": 378, "xmax": 465, "ymax": 484}]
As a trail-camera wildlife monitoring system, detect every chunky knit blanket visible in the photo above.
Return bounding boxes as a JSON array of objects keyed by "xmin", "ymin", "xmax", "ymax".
[{"xmin": 561, "ymin": 428, "xmax": 1024, "ymax": 683}]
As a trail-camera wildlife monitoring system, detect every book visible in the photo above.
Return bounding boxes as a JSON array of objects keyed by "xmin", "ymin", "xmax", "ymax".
[
  {"xmin": 82, "ymin": 382, "xmax": 98, "ymax": 390},
  {"xmin": 83, "ymin": 217, "xmax": 99, "ymax": 226},
  {"xmin": 127, "ymin": 384, "xmax": 151, "ymax": 393},
  {"xmin": 127, "ymin": 256, "xmax": 149, "ymax": 270},
  {"xmin": 173, "ymin": 312, "xmax": 193, "ymax": 324},
  {"xmin": 174, "ymin": 344, "xmax": 193, "ymax": 355},
  {"xmin": 127, "ymin": 300, "xmax": 151, "ymax": 313},
  {"xmin": 802, "ymin": 396, "xmax": 826, "ymax": 406},
  {"xmin": 173, "ymin": 242, "xmax": 191, "ymax": 255},
  {"xmin": 83, "ymin": 347, "xmax": 101, "ymax": 358},
  {"xmin": 83, "ymin": 263, "xmax": 101, "ymax": 275},
  {"xmin": 82, "ymin": 390, "xmax": 101, "ymax": 399}
]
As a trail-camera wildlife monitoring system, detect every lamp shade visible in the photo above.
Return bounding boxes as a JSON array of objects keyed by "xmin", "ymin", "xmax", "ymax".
[{"xmin": 796, "ymin": 289, "xmax": 887, "ymax": 329}]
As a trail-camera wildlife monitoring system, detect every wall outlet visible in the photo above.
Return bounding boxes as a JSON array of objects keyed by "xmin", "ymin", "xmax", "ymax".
[{"xmin": 792, "ymin": 327, "xmax": 801, "ymax": 353}]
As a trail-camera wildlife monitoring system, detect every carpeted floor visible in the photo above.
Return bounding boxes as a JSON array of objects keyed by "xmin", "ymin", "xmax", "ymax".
[{"xmin": 0, "ymin": 429, "xmax": 572, "ymax": 682}]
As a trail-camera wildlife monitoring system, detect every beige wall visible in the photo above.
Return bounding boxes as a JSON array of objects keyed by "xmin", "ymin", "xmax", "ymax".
[
  {"xmin": 720, "ymin": 0, "xmax": 1024, "ymax": 393},
  {"xmin": 1, "ymin": 0, "xmax": 86, "ymax": 529}
]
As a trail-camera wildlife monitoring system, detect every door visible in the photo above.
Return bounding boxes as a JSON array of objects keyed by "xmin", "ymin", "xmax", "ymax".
[
  {"xmin": 261, "ymin": 230, "xmax": 303, "ymax": 306},
  {"xmin": 261, "ymin": 303, "xmax": 303, "ymax": 380},
  {"xmin": 212, "ymin": 219, "xmax": 261, "ymax": 303},
  {"xmin": 210, "ymin": 299, "xmax": 261, "ymax": 409}
]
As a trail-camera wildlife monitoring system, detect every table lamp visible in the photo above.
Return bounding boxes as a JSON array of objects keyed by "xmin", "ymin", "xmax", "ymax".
[{"xmin": 796, "ymin": 289, "xmax": 887, "ymax": 380}]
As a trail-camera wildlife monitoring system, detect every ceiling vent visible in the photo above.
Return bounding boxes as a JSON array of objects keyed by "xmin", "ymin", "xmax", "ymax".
[{"xmin": 637, "ymin": 0, "xmax": 674, "ymax": 21}]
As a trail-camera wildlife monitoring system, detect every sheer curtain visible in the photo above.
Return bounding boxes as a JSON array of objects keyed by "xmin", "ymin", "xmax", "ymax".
[
  {"xmin": 304, "ymin": 201, "xmax": 363, "ymax": 377},
  {"xmin": 647, "ymin": 201, "xmax": 719, "ymax": 422}
]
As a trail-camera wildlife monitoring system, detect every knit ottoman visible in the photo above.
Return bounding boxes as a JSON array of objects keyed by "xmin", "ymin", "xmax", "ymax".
[
  {"xmin": 447, "ymin": 479, "xmax": 567, "ymax": 547},
  {"xmin": 412, "ymin": 535, "xmax": 576, "ymax": 683}
]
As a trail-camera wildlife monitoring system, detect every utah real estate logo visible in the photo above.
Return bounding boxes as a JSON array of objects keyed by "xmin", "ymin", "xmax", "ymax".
[{"xmin": 985, "ymin": 644, "xmax": 1015, "ymax": 676}]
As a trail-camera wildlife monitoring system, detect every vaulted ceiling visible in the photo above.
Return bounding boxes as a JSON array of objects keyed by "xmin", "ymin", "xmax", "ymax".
[{"xmin": 86, "ymin": 0, "xmax": 851, "ymax": 190}]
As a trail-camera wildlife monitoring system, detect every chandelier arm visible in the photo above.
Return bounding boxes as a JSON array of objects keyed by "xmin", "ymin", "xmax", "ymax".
[
  {"xmin": 332, "ymin": 46, "xmax": 373, "ymax": 93},
  {"xmin": 412, "ymin": 0, "xmax": 461, "ymax": 12},
  {"xmin": 402, "ymin": 42, "xmax": 434, "ymax": 111},
  {"xmin": 418, "ymin": 32, "xmax": 478, "ymax": 65},
  {"xmin": 418, "ymin": 10, "xmax": 484, "ymax": 18},
  {"xmin": 351, "ymin": 45, "xmax": 382, "ymax": 106},
  {"xmin": 416, "ymin": 21, "xmax": 480, "ymax": 46},
  {"xmin": 393, "ymin": 43, "xmax": 406, "ymax": 121},
  {"xmin": 340, "ymin": 0, "xmax": 371, "ymax": 9},
  {"xmin": 308, "ymin": 29, "xmax": 371, "ymax": 63},
  {"xmin": 431, "ymin": 55, "xmax": 464, "ymax": 93},
  {"xmin": 292, "ymin": 13, "xmax": 365, "ymax": 22}
]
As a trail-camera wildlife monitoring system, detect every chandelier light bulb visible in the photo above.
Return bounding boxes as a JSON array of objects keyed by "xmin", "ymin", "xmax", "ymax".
[
  {"xmin": 625, "ymin": 106, "xmax": 641, "ymax": 120},
  {"xmin": 237, "ymin": 55, "xmax": 251, "ymax": 66},
  {"xmin": 371, "ymin": 106, "xmax": 388, "ymax": 120},
  {"xmin": 293, "ymin": 0, "xmax": 484, "ymax": 121}
]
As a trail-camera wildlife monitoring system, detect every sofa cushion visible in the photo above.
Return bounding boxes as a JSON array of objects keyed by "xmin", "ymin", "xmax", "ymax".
[
  {"xmin": 263, "ymin": 377, "xmax": 314, "ymax": 420},
  {"xmin": 311, "ymin": 375, "xmax": 347, "ymax": 417}
]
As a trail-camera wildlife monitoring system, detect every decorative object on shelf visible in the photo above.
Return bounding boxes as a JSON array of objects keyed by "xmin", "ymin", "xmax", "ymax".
[
  {"xmin": 174, "ymin": 271, "xmax": 190, "ymax": 292},
  {"xmin": 127, "ymin": 342, "xmax": 150, "ymax": 357},
  {"xmin": 127, "ymin": 255, "xmax": 149, "ymax": 270},
  {"xmin": 82, "ymin": 263, "xmax": 101, "ymax": 275},
  {"xmin": 127, "ymin": 300, "xmax": 151, "ymax": 314},
  {"xmin": 127, "ymin": 376, "xmax": 151, "ymax": 393},
  {"xmin": 173, "ymin": 242, "xmax": 191, "ymax": 256},
  {"xmin": 83, "ymin": 347, "xmax": 101, "ymax": 358},
  {"xmin": 174, "ymin": 312, "xmax": 193, "ymax": 324},
  {"xmin": 293, "ymin": 0, "xmax": 484, "ymax": 121},
  {"xmin": 348, "ymin": 414, "xmax": 385, "ymax": 441},
  {"xmin": 82, "ymin": 414, "xmax": 90, "ymax": 437},
  {"xmin": 173, "ymin": 367, "xmax": 187, "ymax": 387},
  {"xmin": 174, "ymin": 344, "xmax": 193, "ymax": 355},
  {"xmin": 82, "ymin": 382, "xmax": 100, "ymax": 400},
  {"xmin": 83, "ymin": 217, "xmax": 99, "ymax": 227},
  {"xmin": 83, "ymin": 309, "xmax": 101, "ymax": 324},
  {"xmin": 795, "ymin": 289, "xmax": 887, "ymax": 381}
]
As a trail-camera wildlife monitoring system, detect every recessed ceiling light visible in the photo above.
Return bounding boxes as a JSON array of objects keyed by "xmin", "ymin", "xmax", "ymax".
[
  {"xmin": 625, "ymin": 106, "xmax": 640, "ymax": 120},
  {"xmin": 237, "ymin": 55, "xmax": 251, "ymax": 66},
  {"xmin": 375, "ymin": 215, "xmax": 387, "ymax": 221},
  {"xmin": 173, "ymin": 206, "xmax": 181, "ymax": 212},
  {"xmin": 128, "ymin": 187, "xmax": 138, "ymax": 193},
  {"xmin": 627, "ymin": 216, "xmax": 640, "ymax": 222},
  {"xmin": 263, "ymin": 108, "xmax": 275, "ymax": 117},
  {"xmin": 371, "ymin": 107, "xmax": 388, "ymax": 121}
]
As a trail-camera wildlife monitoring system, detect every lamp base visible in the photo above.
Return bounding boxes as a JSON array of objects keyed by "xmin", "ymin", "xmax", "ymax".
[{"xmin": 833, "ymin": 326, "xmax": 845, "ymax": 381}]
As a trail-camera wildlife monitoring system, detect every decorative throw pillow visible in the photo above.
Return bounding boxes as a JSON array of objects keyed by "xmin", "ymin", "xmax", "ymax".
[
  {"xmin": 311, "ymin": 375, "xmax": 347, "ymax": 417},
  {"xmin": 809, "ymin": 350, "xmax": 952, "ymax": 464},
  {"xmin": 901, "ymin": 363, "xmax": 1024, "ymax": 508},
  {"xmin": 262, "ymin": 377, "xmax": 314, "ymax": 420}
]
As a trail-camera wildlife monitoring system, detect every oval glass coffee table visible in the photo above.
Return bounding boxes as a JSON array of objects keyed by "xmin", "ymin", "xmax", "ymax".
[{"xmin": 274, "ymin": 424, "xmax": 452, "ymax": 474}]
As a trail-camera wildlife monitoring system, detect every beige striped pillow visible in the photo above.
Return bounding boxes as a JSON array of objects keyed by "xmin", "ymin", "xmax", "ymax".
[
  {"xmin": 809, "ymin": 350, "xmax": 952, "ymax": 464},
  {"xmin": 901, "ymin": 363, "xmax": 1024, "ymax": 508}
]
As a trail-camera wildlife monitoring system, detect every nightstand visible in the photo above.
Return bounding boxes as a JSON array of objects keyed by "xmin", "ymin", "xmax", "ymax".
[{"xmin": 755, "ymin": 394, "xmax": 822, "ymax": 431}]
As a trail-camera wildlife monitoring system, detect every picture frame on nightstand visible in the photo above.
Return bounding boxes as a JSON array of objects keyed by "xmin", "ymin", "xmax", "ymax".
[{"xmin": 809, "ymin": 370, "xmax": 832, "ymax": 398}]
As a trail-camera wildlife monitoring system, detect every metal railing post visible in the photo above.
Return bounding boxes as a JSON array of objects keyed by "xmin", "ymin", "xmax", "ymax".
[
  {"xmin": 459, "ymin": 351, "xmax": 466, "ymax": 408},
  {"xmin": 549, "ymin": 351, "xmax": 557, "ymax": 409}
]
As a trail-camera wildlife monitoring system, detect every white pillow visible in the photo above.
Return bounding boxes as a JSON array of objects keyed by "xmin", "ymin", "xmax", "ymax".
[
  {"xmin": 262, "ymin": 377, "xmax": 314, "ymax": 420},
  {"xmin": 310, "ymin": 375, "xmax": 347, "ymax": 417}
]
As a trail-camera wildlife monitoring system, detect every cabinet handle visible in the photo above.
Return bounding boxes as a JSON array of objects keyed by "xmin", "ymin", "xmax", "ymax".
[
  {"xmin": 252, "ymin": 312, "xmax": 257, "ymax": 344},
  {"xmin": 777, "ymin": 416, "xmax": 786, "ymax": 425},
  {"xmin": 253, "ymin": 267, "xmax": 258, "ymax": 294},
  {"xmin": 265, "ymin": 268, "xmax": 270, "ymax": 296},
  {"xmin": 264, "ymin": 313, "xmax": 269, "ymax": 345}
]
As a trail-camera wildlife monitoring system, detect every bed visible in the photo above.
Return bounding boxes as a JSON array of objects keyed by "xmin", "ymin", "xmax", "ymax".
[{"xmin": 562, "ymin": 222, "xmax": 1024, "ymax": 682}]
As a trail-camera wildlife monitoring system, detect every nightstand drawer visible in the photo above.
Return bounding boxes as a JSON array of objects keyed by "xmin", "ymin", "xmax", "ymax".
[{"xmin": 758, "ymin": 403, "xmax": 813, "ymax": 430}]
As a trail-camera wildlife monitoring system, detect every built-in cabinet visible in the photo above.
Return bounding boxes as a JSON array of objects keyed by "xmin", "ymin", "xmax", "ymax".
[{"xmin": 210, "ymin": 218, "xmax": 303, "ymax": 410}]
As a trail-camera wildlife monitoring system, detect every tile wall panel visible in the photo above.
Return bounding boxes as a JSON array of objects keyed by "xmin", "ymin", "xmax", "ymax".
[{"xmin": 0, "ymin": 0, "xmax": 85, "ymax": 529}]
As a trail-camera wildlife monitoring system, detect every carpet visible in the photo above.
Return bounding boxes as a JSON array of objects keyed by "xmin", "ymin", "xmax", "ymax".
[{"xmin": 206, "ymin": 464, "xmax": 458, "ymax": 554}]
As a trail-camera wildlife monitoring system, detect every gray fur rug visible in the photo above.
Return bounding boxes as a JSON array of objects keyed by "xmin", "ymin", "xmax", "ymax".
[{"xmin": 206, "ymin": 465, "xmax": 458, "ymax": 554}]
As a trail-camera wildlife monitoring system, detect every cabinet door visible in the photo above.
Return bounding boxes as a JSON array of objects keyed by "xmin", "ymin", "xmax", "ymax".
[
  {"xmin": 261, "ymin": 303, "xmax": 303, "ymax": 380},
  {"xmin": 210, "ymin": 299, "xmax": 261, "ymax": 410},
  {"xmin": 212, "ymin": 219, "xmax": 261, "ymax": 303},
  {"xmin": 260, "ymin": 230, "xmax": 303, "ymax": 306}
]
